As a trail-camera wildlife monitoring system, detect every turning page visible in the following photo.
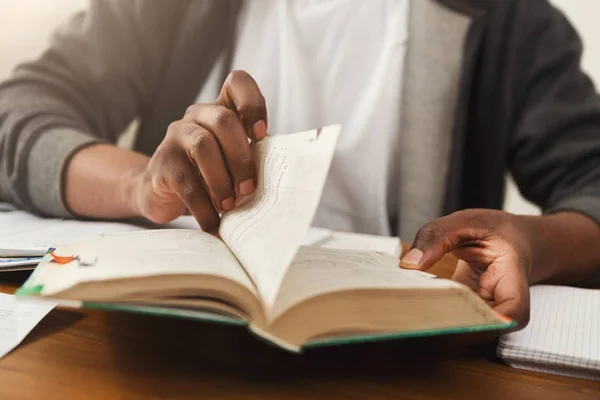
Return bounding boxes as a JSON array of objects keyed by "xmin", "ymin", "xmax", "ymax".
[{"xmin": 219, "ymin": 126, "xmax": 340, "ymax": 309}]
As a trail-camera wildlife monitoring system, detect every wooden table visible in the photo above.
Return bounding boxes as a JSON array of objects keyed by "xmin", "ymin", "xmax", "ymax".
[{"xmin": 1, "ymin": 244, "xmax": 599, "ymax": 400}]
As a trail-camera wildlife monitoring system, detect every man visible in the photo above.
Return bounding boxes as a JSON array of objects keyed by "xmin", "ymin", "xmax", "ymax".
[{"xmin": 0, "ymin": 0, "xmax": 599, "ymax": 329}]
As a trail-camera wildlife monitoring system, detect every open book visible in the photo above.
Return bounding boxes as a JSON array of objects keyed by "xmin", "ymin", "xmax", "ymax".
[{"xmin": 17, "ymin": 126, "xmax": 512, "ymax": 352}]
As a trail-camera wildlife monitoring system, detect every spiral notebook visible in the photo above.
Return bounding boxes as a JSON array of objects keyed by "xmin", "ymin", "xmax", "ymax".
[{"xmin": 497, "ymin": 285, "xmax": 600, "ymax": 381}]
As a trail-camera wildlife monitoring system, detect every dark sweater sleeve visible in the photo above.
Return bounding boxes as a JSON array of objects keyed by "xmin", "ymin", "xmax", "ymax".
[
  {"xmin": 508, "ymin": 0, "xmax": 600, "ymax": 226},
  {"xmin": 0, "ymin": 1, "xmax": 185, "ymax": 217}
]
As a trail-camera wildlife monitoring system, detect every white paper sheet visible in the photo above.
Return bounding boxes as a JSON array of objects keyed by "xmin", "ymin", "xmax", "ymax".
[
  {"xmin": 0, "ymin": 292, "xmax": 57, "ymax": 360},
  {"xmin": 0, "ymin": 202, "xmax": 16, "ymax": 212},
  {"xmin": 0, "ymin": 210, "xmax": 201, "ymax": 258},
  {"xmin": 0, "ymin": 209, "xmax": 334, "ymax": 260}
]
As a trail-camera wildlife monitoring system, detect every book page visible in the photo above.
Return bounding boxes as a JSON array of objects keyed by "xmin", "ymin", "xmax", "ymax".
[
  {"xmin": 28, "ymin": 230, "xmax": 257, "ymax": 298},
  {"xmin": 319, "ymin": 231, "xmax": 402, "ymax": 257},
  {"xmin": 498, "ymin": 285, "xmax": 600, "ymax": 372},
  {"xmin": 219, "ymin": 126, "xmax": 340, "ymax": 309},
  {"xmin": 270, "ymin": 246, "xmax": 453, "ymax": 322}
]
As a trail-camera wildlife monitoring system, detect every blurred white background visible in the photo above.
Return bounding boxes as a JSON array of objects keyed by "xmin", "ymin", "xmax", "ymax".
[{"xmin": 1, "ymin": 0, "xmax": 599, "ymax": 215}]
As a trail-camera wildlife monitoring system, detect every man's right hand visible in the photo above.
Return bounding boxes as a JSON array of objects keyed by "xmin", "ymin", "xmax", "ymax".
[{"xmin": 131, "ymin": 70, "xmax": 268, "ymax": 232}]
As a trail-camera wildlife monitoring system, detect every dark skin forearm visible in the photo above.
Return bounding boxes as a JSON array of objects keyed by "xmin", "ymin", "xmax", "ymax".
[{"xmin": 523, "ymin": 211, "xmax": 600, "ymax": 285}]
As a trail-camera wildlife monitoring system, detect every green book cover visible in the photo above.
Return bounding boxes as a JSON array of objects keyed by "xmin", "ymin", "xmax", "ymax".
[{"xmin": 17, "ymin": 251, "xmax": 515, "ymax": 353}]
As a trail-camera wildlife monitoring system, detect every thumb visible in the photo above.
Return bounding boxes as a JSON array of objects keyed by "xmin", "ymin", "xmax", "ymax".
[
  {"xmin": 401, "ymin": 211, "xmax": 491, "ymax": 271},
  {"xmin": 400, "ymin": 221, "xmax": 455, "ymax": 271}
]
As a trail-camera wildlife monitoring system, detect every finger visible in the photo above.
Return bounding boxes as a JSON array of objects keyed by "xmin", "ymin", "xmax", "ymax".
[
  {"xmin": 493, "ymin": 299, "xmax": 529, "ymax": 329},
  {"xmin": 451, "ymin": 260, "xmax": 482, "ymax": 293},
  {"xmin": 401, "ymin": 210, "xmax": 493, "ymax": 271},
  {"xmin": 163, "ymin": 157, "xmax": 220, "ymax": 233},
  {"xmin": 186, "ymin": 104, "xmax": 257, "ymax": 198},
  {"xmin": 452, "ymin": 246, "xmax": 497, "ymax": 265},
  {"xmin": 176, "ymin": 124, "xmax": 235, "ymax": 212},
  {"xmin": 485, "ymin": 265, "xmax": 530, "ymax": 327},
  {"xmin": 217, "ymin": 70, "xmax": 268, "ymax": 141}
]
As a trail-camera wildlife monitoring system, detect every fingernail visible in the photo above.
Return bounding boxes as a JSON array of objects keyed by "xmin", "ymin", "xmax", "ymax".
[
  {"xmin": 399, "ymin": 261, "xmax": 420, "ymax": 270},
  {"xmin": 401, "ymin": 248, "xmax": 424, "ymax": 266},
  {"xmin": 221, "ymin": 196, "xmax": 234, "ymax": 212},
  {"xmin": 252, "ymin": 120, "xmax": 267, "ymax": 141},
  {"xmin": 239, "ymin": 179, "xmax": 255, "ymax": 195}
]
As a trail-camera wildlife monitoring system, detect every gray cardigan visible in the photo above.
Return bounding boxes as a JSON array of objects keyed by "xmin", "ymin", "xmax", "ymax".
[{"xmin": 1, "ymin": 0, "xmax": 600, "ymax": 242}]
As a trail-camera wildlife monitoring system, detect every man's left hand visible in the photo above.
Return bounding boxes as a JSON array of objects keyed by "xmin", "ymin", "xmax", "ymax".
[{"xmin": 401, "ymin": 209, "xmax": 533, "ymax": 327}]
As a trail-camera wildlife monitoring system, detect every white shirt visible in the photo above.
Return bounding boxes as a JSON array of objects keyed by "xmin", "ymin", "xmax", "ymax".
[{"xmin": 198, "ymin": 0, "xmax": 409, "ymax": 236}]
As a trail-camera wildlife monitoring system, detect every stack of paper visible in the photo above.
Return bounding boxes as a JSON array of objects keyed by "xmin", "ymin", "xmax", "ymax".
[
  {"xmin": 497, "ymin": 285, "xmax": 600, "ymax": 381},
  {"xmin": 0, "ymin": 205, "xmax": 200, "ymax": 272},
  {"xmin": 0, "ymin": 254, "xmax": 46, "ymax": 271}
]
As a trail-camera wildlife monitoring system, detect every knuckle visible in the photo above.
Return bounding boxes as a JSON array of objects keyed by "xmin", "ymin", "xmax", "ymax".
[
  {"xmin": 213, "ymin": 107, "xmax": 237, "ymax": 127},
  {"xmin": 151, "ymin": 145, "xmax": 167, "ymax": 165},
  {"xmin": 184, "ymin": 104, "xmax": 199, "ymax": 116},
  {"xmin": 227, "ymin": 69, "xmax": 250, "ymax": 84},
  {"xmin": 233, "ymin": 153, "xmax": 254, "ymax": 172},
  {"xmin": 415, "ymin": 221, "xmax": 449, "ymax": 250},
  {"xmin": 169, "ymin": 168, "xmax": 186, "ymax": 186},
  {"xmin": 418, "ymin": 222, "xmax": 444, "ymax": 242},
  {"xmin": 181, "ymin": 183, "xmax": 198, "ymax": 200},
  {"xmin": 166, "ymin": 121, "xmax": 181, "ymax": 136},
  {"xmin": 190, "ymin": 130, "xmax": 216, "ymax": 153},
  {"xmin": 179, "ymin": 123, "xmax": 200, "ymax": 138},
  {"xmin": 152, "ymin": 141, "xmax": 178, "ymax": 167}
]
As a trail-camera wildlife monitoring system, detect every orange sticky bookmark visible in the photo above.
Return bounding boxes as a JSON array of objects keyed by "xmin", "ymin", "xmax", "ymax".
[
  {"xmin": 498, "ymin": 313, "xmax": 514, "ymax": 324},
  {"xmin": 49, "ymin": 252, "xmax": 75, "ymax": 265}
]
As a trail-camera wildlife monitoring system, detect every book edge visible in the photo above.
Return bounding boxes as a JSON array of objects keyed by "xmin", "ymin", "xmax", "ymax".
[{"xmin": 302, "ymin": 320, "xmax": 516, "ymax": 349}]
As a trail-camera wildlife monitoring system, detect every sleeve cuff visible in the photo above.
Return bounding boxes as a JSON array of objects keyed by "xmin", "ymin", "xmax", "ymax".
[
  {"xmin": 27, "ymin": 128, "xmax": 102, "ymax": 218},
  {"xmin": 544, "ymin": 195, "xmax": 600, "ymax": 226},
  {"xmin": 544, "ymin": 195, "xmax": 600, "ymax": 285},
  {"xmin": 587, "ymin": 268, "xmax": 600, "ymax": 286}
]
